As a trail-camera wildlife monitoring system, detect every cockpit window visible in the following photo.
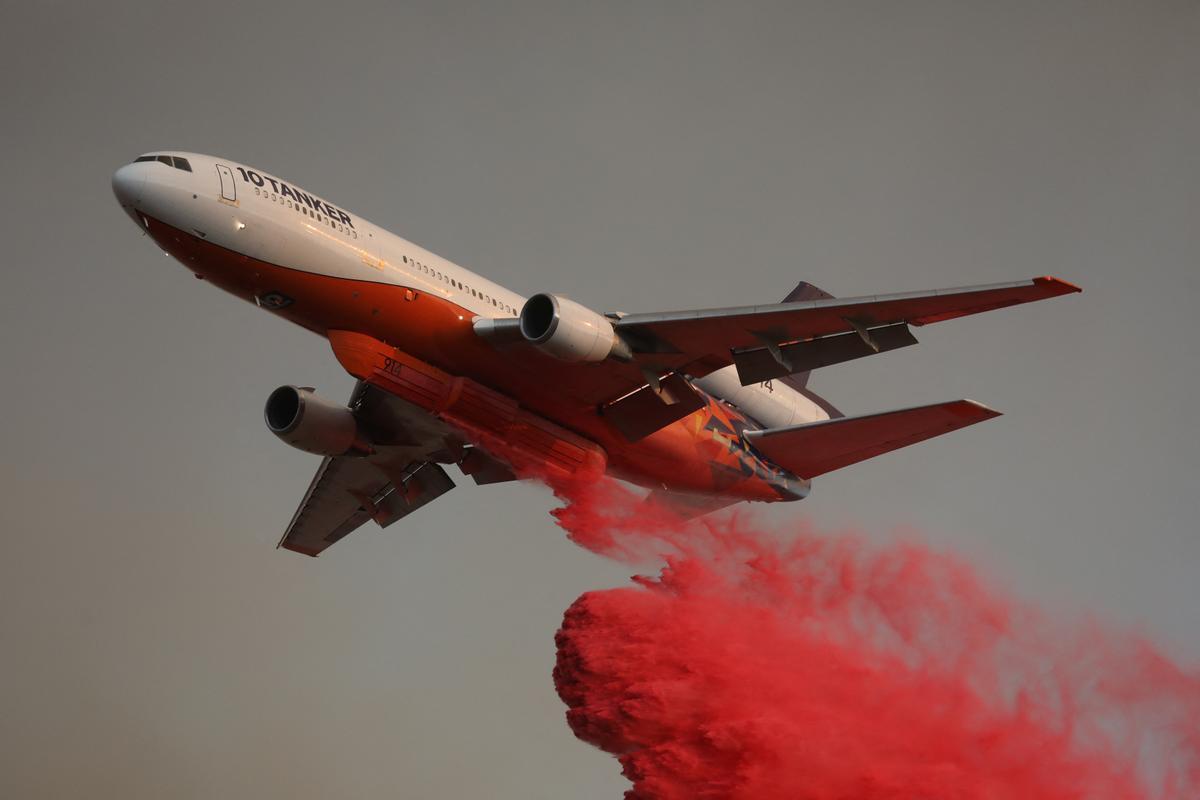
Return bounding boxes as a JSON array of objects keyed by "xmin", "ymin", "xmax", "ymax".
[{"xmin": 133, "ymin": 155, "xmax": 193, "ymax": 172}]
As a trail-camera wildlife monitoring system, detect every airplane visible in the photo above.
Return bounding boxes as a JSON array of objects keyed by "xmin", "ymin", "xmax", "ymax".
[{"xmin": 111, "ymin": 152, "xmax": 1081, "ymax": 556}]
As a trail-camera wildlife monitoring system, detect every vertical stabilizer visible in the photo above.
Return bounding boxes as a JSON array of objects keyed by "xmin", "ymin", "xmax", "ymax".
[{"xmin": 778, "ymin": 281, "xmax": 843, "ymax": 417}]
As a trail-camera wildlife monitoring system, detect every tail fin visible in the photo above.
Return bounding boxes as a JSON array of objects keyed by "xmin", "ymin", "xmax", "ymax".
[
  {"xmin": 744, "ymin": 399, "xmax": 1000, "ymax": 479},
  {"xmin": 780, "ymin": 280, "xmax": 836, "ymax": 304},
  {"xmin": 778, "ymin": 282, "xmax": 843, "ymax": 417}
]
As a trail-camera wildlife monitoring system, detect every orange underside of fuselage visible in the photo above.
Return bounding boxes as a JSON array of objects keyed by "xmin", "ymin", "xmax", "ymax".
[{"xmin": 145, "ymin": 216, "xmax": 798, "ymax": 503}]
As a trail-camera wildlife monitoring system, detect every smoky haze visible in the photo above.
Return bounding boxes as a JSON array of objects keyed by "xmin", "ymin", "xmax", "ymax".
[{"xmin": 1, "ymin": 2, "xmax": 1197, "ymax": 798}]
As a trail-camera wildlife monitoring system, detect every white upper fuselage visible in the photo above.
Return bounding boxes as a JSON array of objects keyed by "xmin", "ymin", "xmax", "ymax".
[
  {"xmin": 113, "ymin": 152, "xmax": 526, "ymax": 322},
  {"xmin": 111, "ymin": 151, "xmax": 830, "ymax": 431}
]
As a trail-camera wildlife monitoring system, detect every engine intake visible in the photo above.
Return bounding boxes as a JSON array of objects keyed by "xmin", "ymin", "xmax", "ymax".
[
  {"xmin": 518, "ymin": 293, "xmax": 628, "ymax": 362},
  {"xmin": 264, "ymin": 386, "xmax": 368, "ymax": 456}
]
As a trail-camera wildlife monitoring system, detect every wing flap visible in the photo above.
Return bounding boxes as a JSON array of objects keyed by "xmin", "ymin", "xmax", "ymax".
[
  {"xmin": 744, "ymin": 399, "xmax": 1000, "ymax": 479},
  {"xmin": 600, "ymin": 371, "xmax": 707, "ymax": 442},
  {"xmin": 277, "ymin": 458, "xmax": 454, "ymax": 557},
  {"xmin": 732, "ymin": 322, "xmax": 919, "ymax": 384},
  {"xmin": 277, "ymin": 456, "xmax": 389, "ymax": 557}
]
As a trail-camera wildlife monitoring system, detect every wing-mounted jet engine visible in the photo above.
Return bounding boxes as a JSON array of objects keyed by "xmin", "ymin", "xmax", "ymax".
[
  {"xmin": 265, "ymin": 385, "xmax": 372, "ymax": 456},
  {"xmin": 518, "ymin": 293, "xmax": 633, "ymax": 362},
  {"xmin": 472, "ymin": 293, "xmax": 707, "ymax": 440},
  {"xmin": 262, "ymin": 382, "xmax": 460, "ymax": 556},
  {"xmin": 474, "ymin": 292, "xmax": 634, "ymax": 363}
]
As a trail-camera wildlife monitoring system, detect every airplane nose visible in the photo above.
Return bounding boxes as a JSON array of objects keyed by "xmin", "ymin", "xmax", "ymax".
[{"xmin": 111, "ymin": 163, "xmax": 145, "ymax": 207}]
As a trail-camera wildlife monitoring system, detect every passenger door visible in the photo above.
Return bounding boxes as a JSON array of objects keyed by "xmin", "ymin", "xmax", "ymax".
[{"xmin": 215, "ymin": 163, "xmax": 237, "ymax": 204}]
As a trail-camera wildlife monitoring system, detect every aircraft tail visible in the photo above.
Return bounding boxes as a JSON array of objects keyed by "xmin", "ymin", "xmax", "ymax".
[
  {"xmin": 778, "ymin": 282, "xmax": 843, "ymax": 418},
  {"xmin": 744, "ymin": 399, "xmax": 1000, "ymax": 479}
]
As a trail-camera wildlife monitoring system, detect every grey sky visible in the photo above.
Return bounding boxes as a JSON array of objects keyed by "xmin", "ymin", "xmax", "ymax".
[{"xmin": 1, "ymin": 2, "xmax": 1197, "ymax": 797}]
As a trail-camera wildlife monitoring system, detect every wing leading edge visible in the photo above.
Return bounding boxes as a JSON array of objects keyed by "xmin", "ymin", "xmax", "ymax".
[{"xmin": 615, "ymin": 276, "xmax": 1080, "ymax": 379}]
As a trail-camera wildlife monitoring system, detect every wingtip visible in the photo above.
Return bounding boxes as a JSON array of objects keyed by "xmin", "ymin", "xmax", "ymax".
[
  {"xmin": 280, "ymin": 542, "xmax": 321, "ymax": 557},
  {"xmin": 1033, "ymin": 275, "xmax": 1083, "ymax": 294},
  {"xmin": 957, "ymin": 399, "xmax": 1003, "ymax": 420}
]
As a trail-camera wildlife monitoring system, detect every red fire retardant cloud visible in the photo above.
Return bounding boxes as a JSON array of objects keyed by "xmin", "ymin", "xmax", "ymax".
[{"xmin": 549, "ymin": 477, "xmax": 1200, "ymax": 800}]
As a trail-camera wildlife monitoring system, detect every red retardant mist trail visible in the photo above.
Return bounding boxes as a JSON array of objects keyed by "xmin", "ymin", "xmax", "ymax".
[{"xmin": 547, "ymin": 476, "xmax": 1200, "ymax": 800}]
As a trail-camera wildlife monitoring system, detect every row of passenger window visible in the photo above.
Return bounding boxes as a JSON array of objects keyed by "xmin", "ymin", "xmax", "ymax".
[
  {"xmin": 400, "ymin": 254, "xmax": 517, "ymax": 315},
  {"xmin": 244, "ymin": 177, "xmax": 511, "ymax": 312},
  {"xmin": 253, "ymin": 185, "xmax": 358, "ymax": 239},
  {"xmin": 134, "ymin": 154, "xmax": 192, "ymax": 172}
]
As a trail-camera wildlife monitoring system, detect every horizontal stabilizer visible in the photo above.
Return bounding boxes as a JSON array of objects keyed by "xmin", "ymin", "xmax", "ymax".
[{"xmin": 744, "ymin": 399, "xmax": 1000, "ymax": 479}]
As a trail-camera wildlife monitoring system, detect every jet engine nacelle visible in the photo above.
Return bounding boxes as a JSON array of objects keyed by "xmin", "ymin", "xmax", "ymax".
[
  {"xmin": 518, "ymin": 293, "xmax": 628, "ymax": 362},
  {"xmin": 264, "ymin": 385, "xmax": 368, "ymax": 456}
]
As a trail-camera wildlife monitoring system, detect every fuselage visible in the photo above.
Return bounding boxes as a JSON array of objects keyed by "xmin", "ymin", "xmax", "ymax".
[{"xmin": 112, "ymin": 152, "xmax": 824, "ymax": 502}]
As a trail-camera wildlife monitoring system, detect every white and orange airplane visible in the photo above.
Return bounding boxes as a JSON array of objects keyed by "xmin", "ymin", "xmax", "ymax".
[{"xmin": 112, "ymin": 152, "xmax": 1080, "ymax": 556}]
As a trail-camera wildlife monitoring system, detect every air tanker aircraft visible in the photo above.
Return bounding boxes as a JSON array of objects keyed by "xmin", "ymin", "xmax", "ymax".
[{"xmin": 112, "ymin": 152, "xmax": 1080, "ymax": 556}]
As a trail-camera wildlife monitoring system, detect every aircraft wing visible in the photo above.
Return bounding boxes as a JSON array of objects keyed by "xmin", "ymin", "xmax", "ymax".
[
  {"xmin": 277, "ymin": 458, "xmax": 454, "ymax": 557},
  {"xmin": 615, "ymin": 276, "xmax": 1080, "ymax": 375},
  {"xmin": 276, "ymin": 381, "xmax": 462, "ymax": 557},
  {"xmin": 473, "ymin": 275, "xmax": 1077, "ymax": 442}
]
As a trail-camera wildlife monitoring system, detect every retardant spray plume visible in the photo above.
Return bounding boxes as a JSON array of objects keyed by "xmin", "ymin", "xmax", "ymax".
[{"xmin": 548, "ymin": 476, "xmax": 1200, "ymax": 799}]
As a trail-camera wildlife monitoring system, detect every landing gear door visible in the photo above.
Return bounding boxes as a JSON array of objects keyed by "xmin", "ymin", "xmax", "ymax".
[{"xmin": 215, "ymin": 163, "xmax": 237, "ymax": 204}]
